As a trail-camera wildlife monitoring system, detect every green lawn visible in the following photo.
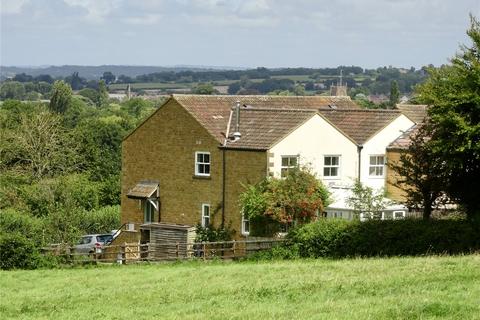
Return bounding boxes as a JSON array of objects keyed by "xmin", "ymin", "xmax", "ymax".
[{"xmin": 1, "ymin": 255, "xmax": 480, "ymax": 319}]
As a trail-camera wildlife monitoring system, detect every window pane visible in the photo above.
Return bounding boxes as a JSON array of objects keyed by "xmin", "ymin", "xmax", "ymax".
[
  {"xmin": 370, "ymin": 156, "xmax": 376, "ymax": 165},
  {"xmin": 290, "ymin": 157, "xmax": 297, "ymax": 166},
  {"xmin": 369, "ymin": 167, "xmax": 375, "ymax": 175},
  {"xmin": 281, "ymin": 157, "xmax": 289, "ymax": 166},
  {"xmin": 281, "ymin": 168, "xmax": 288, "ymax": 177},
  {"xmin": 331, "ymin": 167, "xmax": 338, "ymax": 176},
  {"xmin": 204, "ymin": 154, "xmax": 210, "ymax": 163},
  {"xmin": 331, "ymin": 156, "xmax": 338, "ymax": 166},
  {"xmin": 378, "ymin": 156, "xmax": 384, "ymax": 165},
  {"xmin": 204, "ymin": 164, "xmax": 210, "ymax": 174},
  {"xmin": 197, "ymin": 153, "xmax": 203, "ymax": 162},
  {"xmin": 204, "ymin": 206, "xmax": 210, "ymax": 217},
  {"xmin": 324, "ymin": 167, "xmax": 330, "ymax": 176},
  {"xmin": 324, "ymin": 157, "xmax": 331, "ymax": 166}
]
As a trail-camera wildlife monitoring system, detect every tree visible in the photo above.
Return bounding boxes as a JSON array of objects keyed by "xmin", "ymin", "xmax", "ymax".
[
  {"xmin": 388, "ymin": 125, "xmax": 445, "ymax": 219},
  {"xmin": 389, "ymin": 80, "xmax": 400, "ymax": 107},
  {"xmin": 192, "ymin": 83, "xmax": 219, "ymax": 95},
  {"xmin": 49, "ymin": 81, "xmax": 72, "ymax": 114},
  {"xmin": 417, "ymin": 15, "xmax": 480, "ymax": 219},
  {"xmin": 65, "ymin": 72, "xmax": 85, "ymax": 90},
  {"xmin": 0, "ymin": 81, "xmax": 25, "ymax": 100},
  {"xmin": 239, "ymin": 166, "xmax": 330, "ymax": 236},
  {"xmin": 346, "ymin": 180, "xmax": 391, "ymax": 220},
  {"xmin": 2, "ymin": 107, "xmax": 79, "ymax": 179},
  {"xmin": 101, "ymin": 71, "xmax": 116, "ymax": 84},
  {"xmin": 97, "ymin": 80, "xmax": 109, "ymax": 107}
]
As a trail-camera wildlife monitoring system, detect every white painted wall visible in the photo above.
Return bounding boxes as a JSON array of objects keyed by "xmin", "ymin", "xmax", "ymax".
[
  {"xmin": 360, "ymin": 114, "xmax": 415, "ymax": 190},
  {"xmin": 269, "ymin": 114, "xmax": 358, "ymax": 187}
]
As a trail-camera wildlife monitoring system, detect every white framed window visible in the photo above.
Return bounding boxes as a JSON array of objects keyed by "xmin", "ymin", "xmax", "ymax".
[
  {"xmin": 281, "ymin": 155, "xmax": 299, "ymax": 178},
  {"xmin": 393, "ymin": 210, "xmax": 406, "ymax": 220},
  {"xmin": 323, "ymin": 155, "xmax": 340, "ymax": 178},
  {"xmin": 369, "ymin": 155, "xmax": 385, "ymax": 177},
  {"xmin": 195, "ymin": 152, "xmax": 211, "ymax": 176},
  {"xmin": 201, "ymin": 204, "xmax": 210, "ymax": 227},
  {"xmin": 241, "ymin": 213, "xmax": 250, "ymax": 236}
]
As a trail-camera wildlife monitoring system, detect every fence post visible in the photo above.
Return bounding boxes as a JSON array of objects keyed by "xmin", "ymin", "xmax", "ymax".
[
  {"xmin": 176, "ymin": 242, "xmax": 179, "ymax": 259},
  {"xmin": 232, "ymin": 240, "xmax": 236, "ymax": 258},
  {"xmin": 122, "ymin": 242, "xmax": 127, "ymax": 265},
  {"xmin": 203, "ymin": 242, "xmax": 206, "ymax": 261}
]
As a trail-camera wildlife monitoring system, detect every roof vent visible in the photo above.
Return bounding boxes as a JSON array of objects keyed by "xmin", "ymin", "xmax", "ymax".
[{"xmin": 328, "ymin": 104, "xmax": 337, "ymax": 109}]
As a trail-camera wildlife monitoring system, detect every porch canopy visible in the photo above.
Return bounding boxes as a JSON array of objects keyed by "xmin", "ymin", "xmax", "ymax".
[{"xmin": 127, "ymin": 181, "xmax": 159, "ymax": 199}]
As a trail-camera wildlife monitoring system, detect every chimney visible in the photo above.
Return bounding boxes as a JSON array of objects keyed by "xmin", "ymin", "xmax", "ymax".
[{"xmin": 232, "ymin": 100, "xmax": 241, "ymax": 141}]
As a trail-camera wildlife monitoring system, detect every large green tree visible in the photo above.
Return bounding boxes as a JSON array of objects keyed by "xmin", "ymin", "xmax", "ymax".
[
  {"xmin": 417, "ymin": 15, "xmax": 480, "ymax": 219},
  {"xmin": 388, "ymin": 125, "xmax": 446, "ymax": 220},
  {"xmin": 49, "ymin": 81, "xmax": 73, "ymax": 114}
]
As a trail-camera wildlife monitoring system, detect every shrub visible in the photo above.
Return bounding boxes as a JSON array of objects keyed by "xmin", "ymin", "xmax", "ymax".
[
  {"xmin": 0, "ymin": 233, "xmax": 41, "ymax": 270},
  {"xmin": 0, "ymin": 209, "xmax": 45, "ymax": 244},
  {"xmin": 287, "ymin": 219, "xmax": 480, "ymax": 258},
  {"xmin": 79, "ymin": 205, "xmax": 120, "ymax": 234}
]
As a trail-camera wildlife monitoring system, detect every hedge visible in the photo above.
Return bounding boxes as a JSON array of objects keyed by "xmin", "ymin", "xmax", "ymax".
[{"xmin": 286, "ymin": 219, "xmax": 480, "ymax": 258}]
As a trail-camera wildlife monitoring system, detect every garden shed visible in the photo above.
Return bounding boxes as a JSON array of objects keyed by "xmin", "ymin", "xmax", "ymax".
[{"xmin": 140, "ymin": 223, "xmax": 196, "ymax": 260}]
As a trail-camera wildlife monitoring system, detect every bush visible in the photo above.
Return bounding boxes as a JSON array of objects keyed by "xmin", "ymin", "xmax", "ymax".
[
  {"xmin": 79, "ymin": 205, "xmax": 120, "ymax": 234},
  {"xmin": 0, "ymin": 233, "xmax": 42, "ymax": 270},
  {"xmin": 287, "ymin": 219, "xmax": 480, "ymax": 258},
  {"xmin": 0, "ymin": 209, "xmax": 45, "ymax": 244}
]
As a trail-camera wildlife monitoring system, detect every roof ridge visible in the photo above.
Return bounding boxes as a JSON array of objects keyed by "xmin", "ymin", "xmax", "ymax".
[
  {"xmin": 239, "ymin": 107, "xmax": 317, "ymax": 113},
  {"xmin": 319, "ymin": 108, "xmax": 401, "ymax": 113}
]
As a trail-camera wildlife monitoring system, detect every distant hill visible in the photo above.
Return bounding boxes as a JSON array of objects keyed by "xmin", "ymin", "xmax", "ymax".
[{"xmin": 0, "ymin": 65, "xmax": 246, "ymax": 80}]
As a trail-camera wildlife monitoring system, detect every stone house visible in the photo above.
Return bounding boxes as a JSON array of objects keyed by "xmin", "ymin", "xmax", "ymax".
[{"xmin": 122, "ymin": 95, "xmax": 415, "ymax": 238}]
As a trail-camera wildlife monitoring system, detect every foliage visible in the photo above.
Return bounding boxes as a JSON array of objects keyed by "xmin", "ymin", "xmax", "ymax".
[
  {"xmin": 195, "ymin": 223, "xmax": 234, "ymax": 242},
  {"xmin": 346, "ymin": 180, "xmax": 391, "ymax": 220},
  {"xmin": 0, "ymin": 233, "xmax": 42, "ymax": 270},
  {"xmin": 78, "ymin": 205, "xmax": 120, "ymax": 235},
  {"xmin": 49, "ymin": 80, "xmax": 73, "ymax": 114},
  {"xmin": 389, "ymin": 80, "xmax": 400, "ymax": 107},
  {"xmin": 240, "ymin": 167, "xmax": 330, "ymax": 236},
  {"xmin": 192, "ymin": 83, "xmax": 219, "ymax": 95},
  {"xmin": 287, "ymin": 219, "xmax": 480, "ymax": 258},
  {"xmin": 416, "ymin": 15, "xmax": 480, "ymax": 219},
  {"xmin": 388, "ymin": 125, "xmax": 446, "ymax": 219}
]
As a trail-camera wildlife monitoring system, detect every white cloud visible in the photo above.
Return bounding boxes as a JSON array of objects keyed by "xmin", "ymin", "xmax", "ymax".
[
  {"xmin": 0, "ymin": 0, "xmax": 30, "ymax": 14},
  {"xmin": 63, "ymin": 0, "xmax": 122, "ymax": 23},
  {"xmin": 125, "ymin": 13, "xmax": 163, "ymax": 25}
]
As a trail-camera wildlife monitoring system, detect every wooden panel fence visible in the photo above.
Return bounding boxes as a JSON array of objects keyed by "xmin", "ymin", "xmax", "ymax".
[{"xmin": 42, "ymin": 239, "xmax": 285, "ymax": 265}]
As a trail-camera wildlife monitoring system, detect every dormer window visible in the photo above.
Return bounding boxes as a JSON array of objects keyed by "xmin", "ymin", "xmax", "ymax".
[{"xmin": 195, "ymin": 152, "xmax": 210, "ymax": 176}]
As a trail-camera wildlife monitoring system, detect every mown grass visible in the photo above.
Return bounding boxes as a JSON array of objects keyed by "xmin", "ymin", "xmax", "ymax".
[{"xmin": 1, "ymin": 255, "xmax": 479, "ymax": 319}]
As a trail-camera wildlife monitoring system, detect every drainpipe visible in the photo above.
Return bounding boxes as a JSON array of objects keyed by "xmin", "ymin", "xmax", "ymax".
[
  {"xmin": 221, "ymin": 148, "xmax": 226, "ymax": 229},
  {"xmin": 357, "ymin": 145, "xmax": 363, "ymax": 182}
]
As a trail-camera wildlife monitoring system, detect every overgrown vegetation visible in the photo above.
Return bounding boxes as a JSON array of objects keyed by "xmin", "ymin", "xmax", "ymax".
[
  {"xmin": 391, "ymin": 15, "xmax": 480, "ymax": 221},
  {"xmin": 239, "ymin": 166, "xmax": 330, "ymax": 236},
  {"xmin": 286, "ymin": 219, "xmax": 480, "ymax": 258},
  {"xmin": 0, "ymin": 81, "xmax": 161, "ymax": 269}
]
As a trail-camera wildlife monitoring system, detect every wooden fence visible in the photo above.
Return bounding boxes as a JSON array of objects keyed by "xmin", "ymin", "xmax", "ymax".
[{"xmin": 42, "ymin": 239, "xmax": 285, "ymax": 264}]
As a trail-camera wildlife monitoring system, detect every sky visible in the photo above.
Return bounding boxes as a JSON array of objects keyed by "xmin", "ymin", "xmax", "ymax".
[{"xmin": 1, "ymin": 0, "xmax": 480, "ymax": 68}]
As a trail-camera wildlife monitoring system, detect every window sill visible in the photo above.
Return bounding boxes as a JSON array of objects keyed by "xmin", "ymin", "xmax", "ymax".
[{"xmin": 193, "ymin": 175, "xmax": 211, "ymax": 180}]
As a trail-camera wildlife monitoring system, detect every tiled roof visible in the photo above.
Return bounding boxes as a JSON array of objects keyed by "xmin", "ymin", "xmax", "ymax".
[
  {"xmin": 172, "ymin": 94, "xmax": 359, "ymax": 143},
  {"xmin": 395, "ymin": 104, "xmax": 428, "ymax": 124},
  {"xmin": 319, "ymin": 109, "xmax": 403, "ymax": 145},
  {"xmin": 127, "ymin": 181, "xmax": 158, "ymax": 199},
  {"xmin": 387, "ymin": 125, "xmax": 421, "ymax": 150},
  {"xmin": 225, "ymin": 108, "xmax": 317, "ymax": 150}
]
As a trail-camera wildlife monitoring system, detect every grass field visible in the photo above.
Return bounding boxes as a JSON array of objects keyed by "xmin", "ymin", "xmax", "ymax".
[{"xmin": 1, "ymin": 255, "xmax": 479, "ymax": 319}]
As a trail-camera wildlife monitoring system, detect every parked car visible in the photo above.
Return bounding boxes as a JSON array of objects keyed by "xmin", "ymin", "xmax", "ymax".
[{"xmin": 74, "ymin": 234, "xmax": 114, "ymax": 255}]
